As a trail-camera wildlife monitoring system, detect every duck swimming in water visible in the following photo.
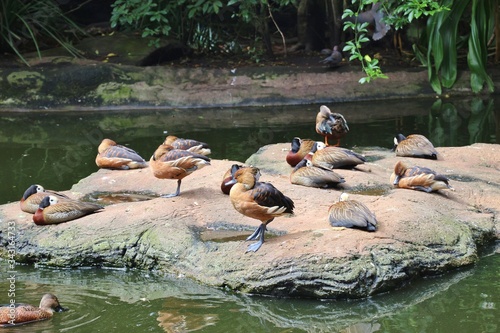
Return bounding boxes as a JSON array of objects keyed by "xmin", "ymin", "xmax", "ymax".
[
  {"xmin": 328, "ymin": 193, "xmax": 377, "ymax": 231},
  {"xmin": 96, "ymin": 138, "xmax": 148, "ymax": 169},
  {"xmin": 150, "ymin": 144, "xmax": 211, "ymax": 198},
  {"xmin": 0, "ymin": 293, "xmax": 66, "ymax": 327},
  {"xmin": 315, "ymin": 105, "xmax": 349, "ymax": 146},
  {"xmin": 163, "ymin": 135, "xmax": 211, "ymax": 156},
  {"xmin": 20, "ymin": 184, "xmax": 70, "ymax": 214},
  {"xmin": 33, "ymin": 195, "xmax": 103, "ymax": 225},
  {"xmin": 227, "ymin": 167, "xmax": 295, "ymax": 252},
  {"xmin": 392, "ymin": 134, "xmax": 438, "ymax": 160},
  {"xmin": 286, "ymin": 137, "xmax": 315, "ymax": 167},
  {"xmin": 390, "ymin": 160, "xmax": 454, "ymax": 192}
]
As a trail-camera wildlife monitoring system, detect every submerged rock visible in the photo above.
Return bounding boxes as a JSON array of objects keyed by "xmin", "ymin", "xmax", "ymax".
[{"xmin": 0, "ymin": 143, "xmax": 498, "ymax": 298}]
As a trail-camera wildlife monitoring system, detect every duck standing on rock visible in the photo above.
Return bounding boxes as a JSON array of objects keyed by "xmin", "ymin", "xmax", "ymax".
[
  {"xmin": 393, "ymin": 134, "xmax": 438, "ymax": 160},
  {"xmin": 20, "ymin": 184, "xmax": 70, "ymax": 214},
  {"xmin": 227, "ymin": 167, "xmax": 294, "ymax": 252},
  {"xmin": 0, "ymin": 293, "xmax": 66, "ymax": 327},
  {"xmin": 33, "ymin": 195, "xmax": 103, "ymax": 225},
  {"xmin": 328, "ymin": 193, "xmax": 377, "ymax": 231},
  {"xmin": 390, "ymin": 160, "xmax": 454, "ymax": 193},
  {"xmin": 150, "ymin": 144, "xmax": 211, "ymax": 198},
  {"xmin": 96, "ymin": 138, "xmax": 148, "ymax": 169},
  {"xmin": 163, "ymin": 135, "xmax": 211, "ymax": 156},
  {"xmin": 315, "ymin": 105, "xmax": 349, "ymax": 146},
  {"xmin": 286, "ymin": 137, "xmax": 315, "ymax": 167}
]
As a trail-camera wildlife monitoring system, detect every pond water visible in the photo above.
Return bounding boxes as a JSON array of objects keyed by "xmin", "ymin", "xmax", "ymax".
[{"xmin": 0, "ymin": 97, "xmax": 499, "ymax": 332}]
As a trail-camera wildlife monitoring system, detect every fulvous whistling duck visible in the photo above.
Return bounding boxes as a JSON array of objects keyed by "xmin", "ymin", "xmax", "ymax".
[
  {"xmin": 20, "ymin": 184, "xmax": 70, "ymax": 214},
  {"xmin": 315, "ymin": 105, "xmax": 349, "ymax": 146},
  {"xmin": 392, "ymin": 134, "xmax": 438, "ymax": 160},
  {"xmin": 390, "ymin": 160, "xmax": 454, "ymax": 193},
  {"xmin": 221, "ymin": 164, "xmax": 247, "ymax": 195},
  {"xmin": 286, "ymin": 137, "xmax": 315, "ymax": 167},
  {"xmin": 320, "ymin": 45, "xmax": 342, "ymax": 67},
  {"xmin": 150, "ymin": 144, "xmax": 210, "ymax": 198},
  {"xmin": 328, "ymin": 193, "xmax": 377, "ymax": 231},
  {"xmin": 96, "ymin": 138, "xmax": 148, "ymax": 169},
  {"xmin": 0, "ymin": 293, "xmax": 66, "ymax": 327},
  {"xmin": 290, "ymin": 158, "xmax": 345, "ymax": 188},
  {"xmin": 163, "ymin": 135, "xmax": 211, "ymax": 156},
  {"xmin": 309, "ymin": 142, "xmax": 366, "ymax": 169},
  {"xmin": 227, "ymin": 167, "xmax": 294, "ymax": 252},
  {"xmin": 33, "ymin": 195, "xmax": 103, "ymax": 225}
]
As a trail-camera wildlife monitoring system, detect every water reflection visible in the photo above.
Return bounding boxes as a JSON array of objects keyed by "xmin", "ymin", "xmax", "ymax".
[{"xmin": 1, "ymin": 242, "xmax": 498, "ymax": 332}]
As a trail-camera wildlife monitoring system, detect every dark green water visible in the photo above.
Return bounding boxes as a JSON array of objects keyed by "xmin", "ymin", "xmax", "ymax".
[
  {"xmin": 0, "ymin": 244, "xmax": 498, "ymax": 332},
  {"xmin": 0, "ymin": 97, "xmax": 498, "ymax": 332}
]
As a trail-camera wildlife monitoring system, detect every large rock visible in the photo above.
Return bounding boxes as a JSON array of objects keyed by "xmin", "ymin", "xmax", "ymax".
[{"xmin": 0, "ymin": 143, "xmax": 498, "ymax": 298}]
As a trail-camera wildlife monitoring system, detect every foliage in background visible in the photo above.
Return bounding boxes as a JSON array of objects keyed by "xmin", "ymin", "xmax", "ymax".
[
  {"xmin": 110, "ymin": 0, "xmax": 296, "ymax": 58},
  {"xmin": 0, "ymin": 0, "xmax": 84, "ymax": 66}
]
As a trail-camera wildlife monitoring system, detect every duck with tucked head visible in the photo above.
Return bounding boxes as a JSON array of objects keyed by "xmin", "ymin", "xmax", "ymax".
[
  {"xmin": 290, "ymin": 158, "xmax": 345, "ymax": 188},
  {"xmin": 392, "ymin": 134, "xmax": 438, "ymax": 160},
  {"xmin": 315, "ymin": 105, "xmax": 349, "ymax": 146},
  {"xmin": 163, "ymin": 135, "xmax": 211, "ymax": 156},
  {"xmin": 308, "ymin": 141, "xmax": 366, "ymax": 169},
  {"xmin": 33, "ymin": 195, "xmax": 103, "ymax": 225},
  {"xmin": 328, "ymin": 193, "xmax": 377, "ymax": 231},
  {"xmin": 0, "ymin": 293, "xmax": 66, "ymax": 327},
  {"xmin": 390, "ymin": 160, "xmax": 454, "ymax": 193},
  {"xmin": 226, "ymin": 167, "xmax": 295, "ymax": 252},
  {"xmin": 286, "ymin": 137, "xmax": 315, "ymax": 167},
  {"xmin": 20, "ymin": 184, "xmax": 70, "ymax": 214},
  {"xmin": 96, "ymin": 138, "xmax": 148, "ymax": 169},
  {"xmin": 150, "ymin": 144, "xmax": 211, "ymax": 198}
]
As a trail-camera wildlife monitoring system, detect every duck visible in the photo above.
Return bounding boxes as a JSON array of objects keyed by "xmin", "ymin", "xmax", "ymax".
[
  {"xmin": 226, "ymin": 167, "xmax": 295, "ymax": 252},
  {"xmin": 221, "ymin": 164, "xmax": 248, "ymax": 195},
  {"xmin": 150, "ymin": 144, "xmax": 211, "ymax": 198},
  {"xmin": 20, "ymin": 184, "xmax": 70, "ymax": 214},
  {"xmin": 390, "ymin": 160, "xmax": 454, "ymax": 192},
  {"xmin": 96, "ymin": 138, "xmax": 148, "ymax": 169},
  {"xmin": 163, "ymin": 135, "xmax": 211, "ymax": 156},
  {"xmin": 290, "ymin": 158, "xmax": 345, "ymax": 188},
  {"xmin": 286, "ymin": 137, "xmax": 315, "ymax": 167},
  {"xmin": 309, "ymin": 141, "xmax": 366, "ymax": 169},
  {"xmin": 392, "ymin": 134, "xmax": 438, "ymax": 160},
  {"xmin": 328, "ymin": 193, "xmax": 377, "ymax": 231},
  {"xmin": 315, "ymin": 105, "xmax": 349, "ymax": 146},
  {"xmin": 0, "ymin": 293, "xmax": 66, "ymax": 326},
  {"xmin": 33, "ymin": 195, "xmax": 104, "ymax": 225},
  {"xmin": 320, "ymin": 45, "xmax": 343, "ymax": 67}
]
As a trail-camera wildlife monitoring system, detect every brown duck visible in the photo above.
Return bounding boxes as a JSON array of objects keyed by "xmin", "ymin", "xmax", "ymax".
[
  {"xmin": 96, "ymin": 138, "xmax": 148, "ymax": 169},
  {"xmin": 33, "ymin": 195, "xmax": 103, "ymax": 225},
  {"xmin": 163, "ymin": 135, "xmax": 211, "ymax": 156},
  {"xmin": 393, "ymin": 134, "xmax": 438, "ymax": 160},
  {"xmin": 150, "ymin": 144, "xmax": 210, "ymax": 198},
  {"xmin": 315, "ymin": 105, "xmax": 349, "ymax": 146},
  {"xmin": 20, "ymin": 184, "xmax": 70, "ymax": 214},
  {"xmin": 390, "ymin": 160, "xmax": 454, "ymax": 192},
  {"xmin": 290, "ymin": 158, "xmax": 345, "ymax": 188},
  {"xmin": 286, "ymin": 137, "xmax": 315, "ymax": 167},
  {"xmin": 227, "ymin": 167, "xmax": 294, "ymax": 252},
  {"xmin": 328, "ymin": 193, "xmax": 377, "ymax": 231},
  {"xmin": 309, "ymin": 142, "xmax": 366, "ymax": 169},
  {"xmin": 0, "ymin": 294, "xmax": 66, "ymax": 327}
]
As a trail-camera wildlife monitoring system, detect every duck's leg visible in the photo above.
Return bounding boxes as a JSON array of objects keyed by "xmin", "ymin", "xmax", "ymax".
[
  {"xmin": 161, "ymin": 179, "xmax": 182, "ymax": 198},
  {"xmin": 333, "ymin": 139, "xmax": 341, "ymax": 147},
  {"xmin": 324, "ymin": 136, "xmax": 329, "ymax": 146},
  {"xmin": 246, "ymin": 223, "xmax": 266, "ymax": 252}
]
